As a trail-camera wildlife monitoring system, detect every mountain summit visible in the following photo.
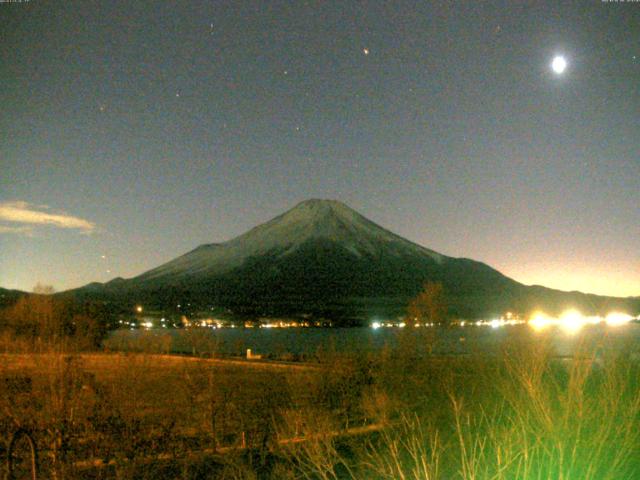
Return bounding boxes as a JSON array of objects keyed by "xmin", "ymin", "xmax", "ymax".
[
  {"xmin": 71, "ymin": 200, "xmax": 638, "ymax": 321},
  {"xmin": 136, "ymin": 199, "xmax": 444, "ymax": 283}
]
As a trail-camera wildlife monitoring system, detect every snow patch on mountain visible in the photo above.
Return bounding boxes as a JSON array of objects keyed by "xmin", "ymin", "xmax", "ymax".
[{"xmin": 135, "ymin": 199, "xmax": 444, "ymax": 282}]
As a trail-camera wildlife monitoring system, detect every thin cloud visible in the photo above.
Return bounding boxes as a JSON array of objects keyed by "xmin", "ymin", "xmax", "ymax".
[
  {"xmin": 0, "ymin": 225, "xmax": 34, "ymax": 236},
  {"xmin": 0, "ymin": 201, "xmax": 96, "ymax": 233}
]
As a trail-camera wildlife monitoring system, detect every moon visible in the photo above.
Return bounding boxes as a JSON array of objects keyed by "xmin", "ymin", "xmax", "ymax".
[{"xmin": 551, "ymin": 55, "xmax": 567, "ymax": 74}]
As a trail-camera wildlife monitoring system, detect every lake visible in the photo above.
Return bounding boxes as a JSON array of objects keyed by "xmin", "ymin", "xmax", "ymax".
[{"xmin": 109, "ymin": 323, "xmax": 640, "ymax": 358}]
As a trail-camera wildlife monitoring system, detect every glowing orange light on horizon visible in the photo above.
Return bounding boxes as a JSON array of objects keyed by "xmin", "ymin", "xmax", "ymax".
[
  {"xmin": 559, "ymin": 309, "xmax": 585, "ymax": 334},
  {"xmin": 529, "ymin": 311, "xmax": 553, "ymax": 331},
  {"xmin": 605, "ymin": 312, "xmax": 633, "ymax": 327}
]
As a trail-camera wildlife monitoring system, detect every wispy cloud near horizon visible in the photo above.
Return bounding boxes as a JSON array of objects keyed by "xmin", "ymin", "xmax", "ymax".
[
  {"xmin": 0, "ymin": 201, "xmax": 96, "ymax": 234},
  {"xmin": 0, "ymin": 225, "xmax": 35, "ymax": 236}
]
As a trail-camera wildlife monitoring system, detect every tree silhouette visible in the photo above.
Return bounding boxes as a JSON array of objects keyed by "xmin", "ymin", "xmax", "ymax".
[
  {"xmin": 0, "ymin": 288, "xmax": 111, "ymax": 350},
  {"xmin": 407, "ymin": 282, "xmax": 447, "ymax": 325}
]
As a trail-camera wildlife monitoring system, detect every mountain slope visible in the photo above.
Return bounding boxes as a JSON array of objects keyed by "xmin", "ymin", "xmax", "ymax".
[
  {"xmin": 69, "ymin": 199, "xmax": 639, "ymax": 320},
  {"xmin": 135, "ymin": 199, "xmax": 445, "ymax": 284}
]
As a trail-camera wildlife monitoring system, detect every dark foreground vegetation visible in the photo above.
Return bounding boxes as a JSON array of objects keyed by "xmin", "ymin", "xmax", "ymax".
[
  {"xmin": 1, "ymin": 338, "xmax": 639, "ymax": 478},
  {"xmin": 1, "ymin": 296, "xmax": 639, "ymax": 479}
]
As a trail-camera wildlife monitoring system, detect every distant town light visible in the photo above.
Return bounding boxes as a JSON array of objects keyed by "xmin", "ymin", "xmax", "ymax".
[
  {"xmin": 559, "ymin": 309, "xmax": 584, "ymax": 334},
  {"xmin": 528, "ymin": 310, "xmax": 634, "ymax": 332},
  {"xmin": 371, "ymin": 321, "xmax": 381, "ymax": 330},
  {"xmin": 529, "ymin": 312, "xmax": 553, "ymax": 331},
  {"xmin": 605, "ymin": 312, "xmax": 633, "ymax": 327},
  {"xmin": 135, "ymin": 305, "xmax": 143, "ymax": 313}
]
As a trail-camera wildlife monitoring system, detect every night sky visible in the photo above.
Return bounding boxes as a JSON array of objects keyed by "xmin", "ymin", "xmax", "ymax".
[{"xmin": 1, "ymin": 1, "xmax": 639, "ymax": 297}]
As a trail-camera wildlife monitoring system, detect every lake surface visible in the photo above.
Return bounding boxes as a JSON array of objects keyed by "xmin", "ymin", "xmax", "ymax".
[{"xmin": 110, "ymin": 323, "xmax": 640, "ymax": 358}]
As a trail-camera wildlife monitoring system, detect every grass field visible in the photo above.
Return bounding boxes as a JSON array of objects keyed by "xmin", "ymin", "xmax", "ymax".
[{"xmin": 1, "ymin": 330, "xmax": 639, "ymax": 479}]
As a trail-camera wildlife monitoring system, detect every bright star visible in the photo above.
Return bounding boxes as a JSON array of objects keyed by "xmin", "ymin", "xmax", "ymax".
[{"xmin": 551, "ymin": 55, "xmax": 567, "ymax": 74}]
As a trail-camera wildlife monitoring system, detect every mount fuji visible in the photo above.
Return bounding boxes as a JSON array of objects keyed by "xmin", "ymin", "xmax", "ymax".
[{"xmin": 68, "ymin": 199, "xmax": 638, "ymax": 322}]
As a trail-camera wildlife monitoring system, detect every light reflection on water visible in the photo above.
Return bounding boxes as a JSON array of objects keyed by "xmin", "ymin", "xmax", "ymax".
[{"xmin": 112, "ymin": 323, "xmax": 640, "ymax": 358}]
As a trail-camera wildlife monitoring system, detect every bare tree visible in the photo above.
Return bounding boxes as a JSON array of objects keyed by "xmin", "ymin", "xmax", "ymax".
[
  {"xmin": 406, "ymin": 282, "xmax": 447, "ymax": 325},
  {"xmin": 33, "ymin": 283, "xmax": 56, "ymax": 295}
]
